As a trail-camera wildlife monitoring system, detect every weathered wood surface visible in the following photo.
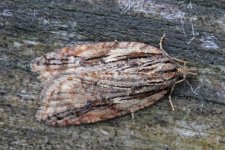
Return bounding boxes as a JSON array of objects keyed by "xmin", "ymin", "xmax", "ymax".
[{"xmin": 0, "ymin": 0, "xmax": 225, "ymax": 149}]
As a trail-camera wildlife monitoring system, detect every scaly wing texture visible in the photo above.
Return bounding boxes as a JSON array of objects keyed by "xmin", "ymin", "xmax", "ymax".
[
  {"xmin": 32, "ymin": 42, "xmax": 179, "ymax": 126},
  {"xmin": 31, "ymin": 42, "xmax": 164, "ymax": 83}
]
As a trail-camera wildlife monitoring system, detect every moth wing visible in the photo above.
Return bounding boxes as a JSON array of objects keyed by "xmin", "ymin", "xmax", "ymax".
[
  {"xmin": 36, "ymin": 73, "xmax": 169, "ymax": 127},
  {"xmin": 31, "ymin": 42, "xmax": 163, "ymax": 83}
]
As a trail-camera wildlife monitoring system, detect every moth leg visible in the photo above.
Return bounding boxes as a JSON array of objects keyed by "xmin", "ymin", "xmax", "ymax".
[
  {"xmin": 169, "ymin": 77, "xmax": 186, "ymax": 111},
  {"xmin": 159, "ymin": 34, "xmax": 187, "ymax": 65}
]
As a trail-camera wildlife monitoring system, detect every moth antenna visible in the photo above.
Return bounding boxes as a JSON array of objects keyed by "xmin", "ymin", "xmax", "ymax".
[
  {"xmin": 159, "ymin": 33, "xmax": 166, "ymax": 51},
  {"xmin": 160, "ymin": 34, "xmax": 185, "ymax": 111},
  {"xmin": 168, "ymin": 96, "xmax": 175, "ymax": 111},
  {"xmin": 169, "ymin": 78, "xmax": 186, "ymax": 111},
  {"xmin": 160, "ymin": 34, "xmax": 198, "ymax": 111},
  {"xmin": 159, "ymin": 34, "xmax": 187, "ymax": 64}
]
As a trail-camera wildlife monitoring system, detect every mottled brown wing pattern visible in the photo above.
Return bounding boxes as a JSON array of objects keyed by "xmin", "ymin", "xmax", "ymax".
[
  {"xmin": 31, "ymin": 42, "xmax": 163, "ymax": 83},
  {"xmin": 32, "ymin": 42, "xmax": 180, "ymax": 126}
]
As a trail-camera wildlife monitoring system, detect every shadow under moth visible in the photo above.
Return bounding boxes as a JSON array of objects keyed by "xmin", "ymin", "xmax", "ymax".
[{"xmin": 31, "ymin": 35, "xmax": 196, "ymax": 126}]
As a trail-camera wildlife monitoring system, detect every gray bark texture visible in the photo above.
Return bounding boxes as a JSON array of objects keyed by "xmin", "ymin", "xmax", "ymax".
[{"xmin": 0, "ymin": 0, "xmax": 225, "ymax": 149}]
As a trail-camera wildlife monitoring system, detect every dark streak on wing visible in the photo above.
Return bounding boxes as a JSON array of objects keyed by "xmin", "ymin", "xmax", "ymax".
[{"xmin": 46, "ymin": 101, "xmax": 110, "ymax": 121}]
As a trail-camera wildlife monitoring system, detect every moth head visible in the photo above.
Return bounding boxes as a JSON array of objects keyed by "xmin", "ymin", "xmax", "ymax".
[{"xmin": 177, "ymin": 64, "xmax": 197, "ymax": 78}]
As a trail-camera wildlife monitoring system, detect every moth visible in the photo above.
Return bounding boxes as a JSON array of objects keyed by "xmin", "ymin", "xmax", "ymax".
[{"xmin": 31, "ymin": 35, "xmax": 196, "ymax": 126}]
